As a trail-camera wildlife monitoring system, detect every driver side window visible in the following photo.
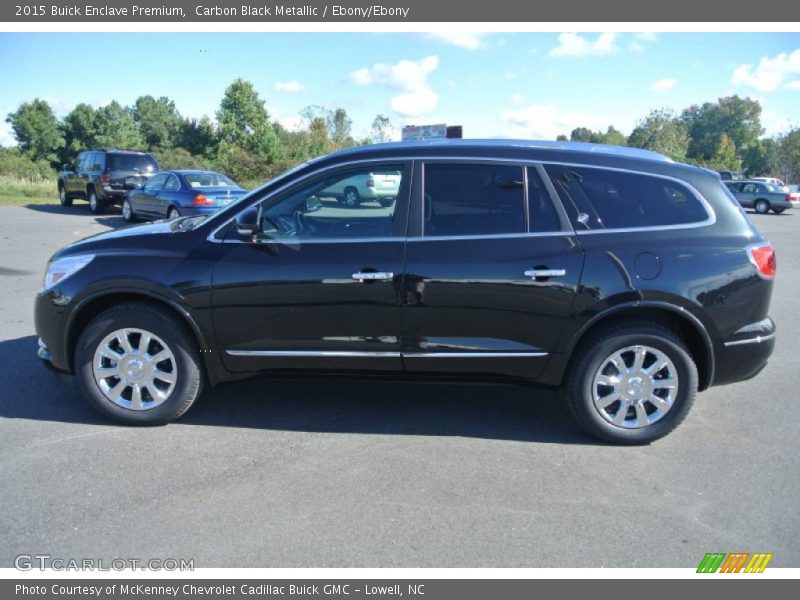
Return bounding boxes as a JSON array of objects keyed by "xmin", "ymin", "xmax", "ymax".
[{"xmin": 257, "ymin": 164, "xmax": 407, "ymax": 241}]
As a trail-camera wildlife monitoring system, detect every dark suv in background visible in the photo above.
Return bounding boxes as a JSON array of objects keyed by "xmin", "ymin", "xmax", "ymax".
[
  {"xmin": 58, "ymin": 149, "xmax": 159, "ymax": 213},
  {"xmin": 36, "ymin": 140, "xmax": 776, "ymax": 444}
]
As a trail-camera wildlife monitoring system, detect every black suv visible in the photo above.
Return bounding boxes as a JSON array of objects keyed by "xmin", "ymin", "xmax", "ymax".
[
  {"xmin": 35, "ymin": 141, "xmax": 776, "ymax": 444},
  {"xmin": 58, "ymin": 149, "xmax": 159, "ymax": 213}
]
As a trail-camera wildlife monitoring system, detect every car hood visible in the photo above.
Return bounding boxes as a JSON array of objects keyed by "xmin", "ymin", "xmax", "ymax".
[{"xmin": 51, "ymin": 219, "xmax": 189, "ymax": 260}]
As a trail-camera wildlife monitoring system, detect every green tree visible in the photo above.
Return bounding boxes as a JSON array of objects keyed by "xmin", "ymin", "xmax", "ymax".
[
  {"xmin": 556, "ymin": 134, "xmax": 568, "ymax": 142},
  {"xmin": 570, "ymin": 127, "xmax": 593, "ymax": 142},
  {"xmin": 628, "ymin": 108, "xmax": 690, "ymax": 161},
  {"xmin": 216, "ymin": 78, "xmax": 281, "ymax": 162},
  {"xmin": 62, "ymin": 103, "xmax": 97, "ymax": 158},
  {"xmin": 706, "ymin": 133, "xmax": 740, "ymax": 170},
  {"xmin": 594, "ymin": 126, "xmax": 627, "ymax": 146},
  {"xmin": 769, "ymin": 128, "xmax": 800, "ymax": 184},
  {"xmin": 682, "ymin": 96, "xmax": 763, "ymax": 171},
  {"xmin": 180, "ymin": 116, "xmax": 218, "ymax": 158},
  {"xmin": 370, "ymin": 114, "xmax": 393, "ymax": 143},
  {"xmin": 133, "ymin": 95, "xmax": 182, "ymax": 149},
  {"xmin": 5, "ymin": 99, "xmax": 65, "ymax": 165},
  {"xmin": 327, "ymin": 108, "xmax": 353, "ymax": 147},
  {"xmin": 91, "ymin": 101, "xmax": 144, "ymax": 149}
]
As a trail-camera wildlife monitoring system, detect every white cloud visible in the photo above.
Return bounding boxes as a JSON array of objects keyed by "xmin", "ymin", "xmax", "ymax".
[
  {"xmin": 510, "ymin": 93, "xmax": 524, "ymax": 105},
  {"xmin": 350, "ymin": 55, "xmax": 440, "ymax": 118},
  {"xmin": 0, "ymin": 121, "xmax": 16, "ymax": 146},
  {"xmin": 42, "ymin": 95, "xmax": 75, "ymax": 116},
  {"xmin": 634, "ymin": 32, "xmax": 658, "ymax": 43},
  {"xmin": 503, "ymin": 72, "xmax": 516, "ymax": 80},
  {"xmin": 500, "ymin": 104, "xmax": 614, "ymax": 140},
  {"xmin": 274, "ymin": 80, "xmax": 307, "ymax": 93},
  {"xmin": 785, "ymin": 80, "xmax": 800, "ymax": 90},
  {"xmin": 426, "ymin": 32, "xmax": 486, "ymax": 51},
  {"xmin": 549, "ymin": 33, "xmax": 618, "ymax": 58},
  {"xmin": 731, "ymin": 49, "xmax": 800, "ymax": 92},
  {"xmin": 650, "ymin": 78, "xmax": 677, "ymax": 92}
]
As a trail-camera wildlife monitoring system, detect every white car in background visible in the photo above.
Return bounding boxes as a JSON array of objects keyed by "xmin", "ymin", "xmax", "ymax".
[
  {"xmin": 320, "ymin": 170, "xmax": 401, "ymax": 208},
  {"xmin": 751, "ymin": 177, "xmax": 787, "ymax": 189}
]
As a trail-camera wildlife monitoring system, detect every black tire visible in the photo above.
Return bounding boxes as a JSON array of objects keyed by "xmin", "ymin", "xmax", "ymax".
[
  {"xmin": 378, "ymin": 198, "xmax": 394, "ymax": 208},
  {"xmin": 168, "ymin": 206, "xmax": 181, "ymax": 220},
  {"xmin": 122, "ymin": 198, "xmax": 137, "ymax": 222},
  {"xmin": 754, "ymin": 199, "xmax": 770, "ymax": 214},
  {"xmin": 88, "ymin": 188, "xmax": 105, "ymax": 214},
  {"xmin": 565, "ymin": 320, "xmax": 698, "ymax": 444},
  {"xmin": 773, "ymin": 207, "xmax": 785, "ymax": 215},
  {"xmin": 58, "ymin": 183, "xmax": 73, "ymax": 207},
  {"xmin": 74, "ymin": 302, "xmax": 204, "ymax": 425},
  {"xmin": 343, "ymin": 187, "xmax": 360, "ymax": 208}
]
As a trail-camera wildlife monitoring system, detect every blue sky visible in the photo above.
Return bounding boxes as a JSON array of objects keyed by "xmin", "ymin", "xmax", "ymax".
[{"xmin": 1, "ymin": 32, "xmax": 799, "ymax": 146}]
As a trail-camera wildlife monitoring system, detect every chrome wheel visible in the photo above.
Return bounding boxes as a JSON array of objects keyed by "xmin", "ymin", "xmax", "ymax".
[
  {"xmin": 122, "ymin": 200, "xmax": 131, "ymax": 220},
  {"xmin": 92, "ymin": 328, "xmax": 177, "ymax": 411},
  {"xmin": 344, "ymin": 189, "xmax": 359, "ymax": 208},
  {"xmin": 59, "ymin": 187, "xmax": 66, "ymax": 202},
  {"xmin": 168, "ymin": 208, "xmax": 180, "ymax": 220},
  {"xmin": 89, "ymin": 191, "xmax": 98, "ymax": 211},
  {"xmin": 591, "ymin": 345, "xmax": 679, "ymax": 429}
]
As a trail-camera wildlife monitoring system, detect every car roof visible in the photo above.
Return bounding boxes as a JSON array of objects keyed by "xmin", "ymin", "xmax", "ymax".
[{"xmin": 325, "ymin": 139, "xmax": 674, "ymax": 164}]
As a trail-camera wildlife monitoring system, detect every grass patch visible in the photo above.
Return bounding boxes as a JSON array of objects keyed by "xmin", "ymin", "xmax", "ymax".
[{"xmin": 0, "ymin": 175, "xmax": 59, "ymax": 206}]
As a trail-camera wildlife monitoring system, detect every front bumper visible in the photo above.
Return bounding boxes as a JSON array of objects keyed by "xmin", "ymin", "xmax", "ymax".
[{"xmin": 37, "ymin": 338, "xmax": 73, "ymax": 385}]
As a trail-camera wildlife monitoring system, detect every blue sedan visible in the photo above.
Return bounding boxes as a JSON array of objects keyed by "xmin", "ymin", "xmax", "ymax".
[{"xmin": 122, "ymin": 170, "xmax": 247, "ymax": 222}]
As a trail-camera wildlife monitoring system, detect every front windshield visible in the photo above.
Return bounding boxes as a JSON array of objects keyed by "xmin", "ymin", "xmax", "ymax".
[{"xmin": 184, "ymin": 172, "xmax": 237, "ymax": 188}]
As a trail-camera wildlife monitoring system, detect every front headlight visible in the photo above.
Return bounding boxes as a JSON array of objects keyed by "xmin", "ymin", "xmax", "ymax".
[{"xmin": 43, "ymin": 254, "xmax": 94, "ymax": 291}]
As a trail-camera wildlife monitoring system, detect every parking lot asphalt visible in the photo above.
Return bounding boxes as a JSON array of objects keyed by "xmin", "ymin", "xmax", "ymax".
[{"xmin": 1, "ymin": 203, "xmax": 798, "ymax": 568}]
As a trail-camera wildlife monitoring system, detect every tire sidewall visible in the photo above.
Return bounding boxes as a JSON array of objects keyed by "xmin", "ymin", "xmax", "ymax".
[
  {"xmin": 755, "ymin": 200, "xmax": 769, "ymax": 214},
  {"xmin": 89, "ymin": 189, "xmax": 102, "ymax": 213},
  {"xmin": 344, "ymin": 188, "xmax": 359, "ymax": 208},
  {"xmin": 75, "ymin": 308, "xmax": 200, "ymax": 425},
  {"xmin": 571, "ymin": 331, "xmax": 697, "ymax": 444},
  {"xmin": 122, "ymin": 199, "xmax": 133, "ymax": 222}
]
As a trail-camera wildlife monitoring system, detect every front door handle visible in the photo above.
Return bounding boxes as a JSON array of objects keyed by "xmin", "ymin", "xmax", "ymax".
[
  {"xmin": 352, "ymin": 271, "xmax": 394, "ymax": 282},
  {"xmin": 524, "ymin": 268, "xmax": 566, "ymax": 279}
]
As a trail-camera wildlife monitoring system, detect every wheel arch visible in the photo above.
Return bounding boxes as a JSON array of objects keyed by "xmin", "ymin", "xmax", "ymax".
[
  {"xmin": 565, "ymin": 302, "xmax": 715, "ymax": 391},
  {"xmin": 65, "ymin": 290, "xmax": 213, "ymax": 380}
]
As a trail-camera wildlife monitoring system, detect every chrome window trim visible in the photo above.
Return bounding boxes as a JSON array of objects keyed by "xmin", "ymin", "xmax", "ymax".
[
  {"xmin": 539, "ymin": 160, "xmax": 717, "ymax": 234},
  {"xmin": 213, "ymin": 230, "xmax": 576, "ymax": 245},
  {"xmin": 723, "ymin": 333, "xmax": 776, "ymax": 347},
  {"xmin": 226, "ymin": 349, "xmax": 549, "ymax": 358},
  {"xmin": 207, "ymin": 154, "xmax": 716, "ymax": 243}
]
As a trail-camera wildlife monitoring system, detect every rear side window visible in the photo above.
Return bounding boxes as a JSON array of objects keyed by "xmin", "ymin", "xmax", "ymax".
[
  {"xmin": 527, "ymin": 167, "xmax": 561, "ymax": 233},
  {"xmin": 543, "ymin": 164, "xmax": 709, "ymax": 230},
  {"xmin": 108, "ymin": 153, "xmax": 158, "ymax": 173},
  {"xmin": 423, "ymin": 163, "xmax": 525, "ymax": 236}
]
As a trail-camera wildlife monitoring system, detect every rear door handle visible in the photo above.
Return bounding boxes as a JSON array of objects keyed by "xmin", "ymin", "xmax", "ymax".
[
  {"xmin": 352, "ymin": 271, "xmax": 394, "ymax": 282},
  {"xmin": 524, "ymin": 268, "xmax": 566, "ymax": 279}
]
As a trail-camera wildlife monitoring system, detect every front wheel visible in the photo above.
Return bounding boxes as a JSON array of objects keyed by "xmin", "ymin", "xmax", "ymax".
[
  {"xmin": 754, "ymin": 199, "xmax": 770, "ymax": 214},
  {"xmin": 59, "ymin": 184, "xmax": 73, "ymax": 207},
  {"xmin": 565, "ymin": 321, "xmax": 697, "ymax": 444},
  {"xmin": 75, "ymin": 303, "xmax": 203, "ymax": 425}
]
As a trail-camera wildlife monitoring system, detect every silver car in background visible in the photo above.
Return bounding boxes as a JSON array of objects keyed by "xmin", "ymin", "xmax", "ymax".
[{"xmin": 725, "ymin": 180, "xmax": 800, "ymax": 214}]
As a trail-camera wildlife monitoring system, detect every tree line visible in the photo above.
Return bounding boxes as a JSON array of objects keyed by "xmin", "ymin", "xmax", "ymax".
[{"xmin": 3, "ymin": 78, "xmax": 800, "ymax": 187}]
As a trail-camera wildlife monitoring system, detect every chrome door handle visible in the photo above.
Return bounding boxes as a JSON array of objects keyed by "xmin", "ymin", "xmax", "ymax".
[
  {"xmin": 524, "ymin": 268, "xmax": 566, "ymax": 279},
  {"xmin": 352, "ymin": 271, "xmax": 394, "ymax": 282}
]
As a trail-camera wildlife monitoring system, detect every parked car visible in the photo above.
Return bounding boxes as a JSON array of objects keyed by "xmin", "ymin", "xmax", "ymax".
[
  {"xmin": 750, "ymin": 176, "xmax": 786, "ymax": 188},
  {"xmin": 58, "ymin": 149, "xmax": 159, "ymax": 213},
  {"xmin": 123, "ymin": 170, "xmax": 247, "ymax": 222},
  {"xmin": 319, "ymin": 170, "xmax": 401, "ymax": 207},
  {"xmin": 717, "ymin": 170, "xmax": 742, "ymax": 181},
  {"xmin": 724, "ymin": 180, "xmax": 800, "ymax": 214},
  {"xmin": 35, "ymin": 140, "xmax": 777, "ymax": 444}
]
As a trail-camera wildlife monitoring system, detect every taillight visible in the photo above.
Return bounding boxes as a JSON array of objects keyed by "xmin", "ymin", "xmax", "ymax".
[
  {"xmin": 102, "ymin": 171, "xmax": 110, "ymax": 185},
  {"xmin": 193, "ymin": 194, "xmax": 214, "ymax": 206},
  {"xmin": 747, "ymin": 243, "xmax": 776, "ymax": 278},
  {"xmin": 786, "ymin": 193, "xmax": 798, "ymax": 201}
]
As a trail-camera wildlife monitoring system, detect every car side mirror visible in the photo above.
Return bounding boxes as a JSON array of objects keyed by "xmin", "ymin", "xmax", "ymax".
[{"xmin": 235, "ymin": 207, "xmax": 260, "ymax": 236}]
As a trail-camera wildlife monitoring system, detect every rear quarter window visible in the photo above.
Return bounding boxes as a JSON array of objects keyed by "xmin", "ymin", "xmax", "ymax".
[{"xmin": 543, "ymin": 164, "xmax": 710, "ymax": 230}]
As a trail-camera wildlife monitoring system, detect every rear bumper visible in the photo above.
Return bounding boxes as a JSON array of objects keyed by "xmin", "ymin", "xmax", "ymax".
[{"xmin": 713, "ymin": 318, "xmax": 776, "ymax": 386}]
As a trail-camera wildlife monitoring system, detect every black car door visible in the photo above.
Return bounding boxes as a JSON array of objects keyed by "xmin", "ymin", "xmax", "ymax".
[
  {"xmin": 401, "ymin": 161, "xmax": 583, "ymax": 379},
  {"xmin": 211, "ymin": 161, "xmax": 412, "ymax": 373}
]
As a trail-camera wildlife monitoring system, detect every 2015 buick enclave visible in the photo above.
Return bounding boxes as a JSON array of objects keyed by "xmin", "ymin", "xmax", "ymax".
[{"xmin": 35, "ymin": 140, "xmax": 777, "ymax": 443}]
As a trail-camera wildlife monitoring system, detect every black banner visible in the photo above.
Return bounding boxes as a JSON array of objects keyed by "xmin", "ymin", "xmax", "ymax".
[{"xmin": 4, "ymin": 0, "xmax": 800, "ymax": 22}]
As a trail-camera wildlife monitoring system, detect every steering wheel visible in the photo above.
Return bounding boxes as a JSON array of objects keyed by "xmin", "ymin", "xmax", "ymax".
[
  {"xmin": 274, "ymin": 215, "xmax": 297, "ymax": 237},
  {"xmin": 293, "ymin": 209, "xmax": 315, "ymax": 235}
]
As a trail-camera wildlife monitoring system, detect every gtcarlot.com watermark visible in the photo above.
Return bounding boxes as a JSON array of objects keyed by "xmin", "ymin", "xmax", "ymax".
[{"xmin": 15, "ymin": 554, "xmax": 194, "ymax": 571}]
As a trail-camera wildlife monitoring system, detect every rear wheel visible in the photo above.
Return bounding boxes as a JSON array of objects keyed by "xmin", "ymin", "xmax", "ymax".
[
  {"xmin": 773, "ymin": 207, "xmax": 786, "ymax": 215},
  {"xmin": 168, "ymin": 207, "xmax": 181, "ymax": 220},
  {"xmin": 344, "ymin": 187, "xmax": 360, "ymax": 208},
  {"xmin": 565, "ymin": 321, "xmax": 697, "ymax": 444},
  {"xmin": 122, "ymin": 198, "xmax": 136, "ymax": 222},
  {"xmin": 58, "ymin": 183, "xmax": 73, "ymax": 207},
  {"xmin": 88, "ymin": 188, "xmax": 104, "ymax": 214},
  {"xmin": 754, "ymin": 199, "xmax": 770, "ymax": 214},
  {"xmin": 75, "ymin": 302, "xmax": 203, "ymax": 425}
]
